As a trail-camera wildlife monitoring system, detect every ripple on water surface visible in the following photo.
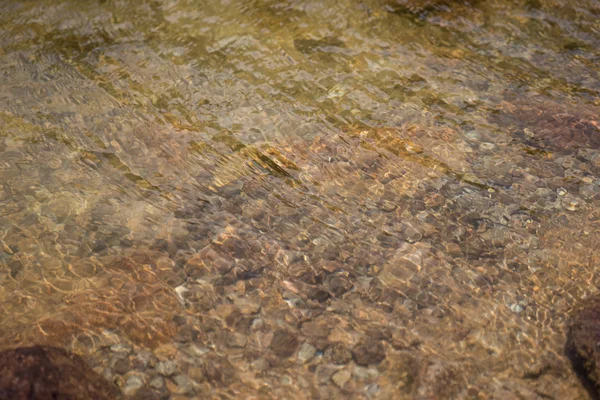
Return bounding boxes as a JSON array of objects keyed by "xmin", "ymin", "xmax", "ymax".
[{"xmin": 0, "ymin": 0, "xmax": 599, "ymax": 398}]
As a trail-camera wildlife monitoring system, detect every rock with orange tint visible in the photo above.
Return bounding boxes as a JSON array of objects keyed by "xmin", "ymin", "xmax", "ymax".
[
  {"xmin": 342, "ymin": 124, "xmax": 474, "ymax": 178},
  {"xmin": 0, "ymin": 255, "xmax": 182, "ymax": 350}
]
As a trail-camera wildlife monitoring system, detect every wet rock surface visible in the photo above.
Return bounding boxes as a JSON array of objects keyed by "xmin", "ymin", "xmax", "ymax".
[
  {"xmin": 567, "ymin": 295, "xmax": 600, "ymax": 396},
  {"xmin": 0, "ymin": 346, "xmax": 121, "ymax": 400}
]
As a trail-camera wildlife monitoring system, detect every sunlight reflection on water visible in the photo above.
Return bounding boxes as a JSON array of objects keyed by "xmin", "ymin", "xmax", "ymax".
[{"xmin": 0, "ymin": 0, "xmax": 599, "ymax": 398}]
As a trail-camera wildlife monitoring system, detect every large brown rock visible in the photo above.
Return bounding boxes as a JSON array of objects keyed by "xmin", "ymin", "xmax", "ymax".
[
  {"xmin": 567, "ymin": 295, "xmax": 600, "ymax": 396},
  {"xmin": 0, "ymin": 346, "xmax": 121, "ymax": 400},
  {"xmin": 270, "ymin": 330, "xmax": 300, "ymax": 358},
  {"xmin": 352, "ymin": 340, "xmax": 386, "ymax": 366}
]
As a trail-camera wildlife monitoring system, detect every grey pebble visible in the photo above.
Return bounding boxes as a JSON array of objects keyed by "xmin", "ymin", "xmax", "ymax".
[
  {"xmin": 149, "ymin": 376, "xmax": 165, "ymax": 389},
  {"xmin": 156, "ymin": 360, "xmax": 178, "ymax": 377},
  {"xmin": 510, "ymin": 303, "xmax": 524, "ymax": 313},
  {"xmin": 298, "ymin": 342, "xmax": 316, "ymax": 363},
  {"xmin": 110, "ymin": 343, "xmax": 132, "ymax": 354},
  {"xmin": 123, "ymin": 375, "xmax": 144, "ymax": 396},
  {"xmin": 133, "ymin": 350, "xmax": 155, "ymax": 369},
  {"xmin": 170, "ymin": 375, "xmax": 193, "ymax": 395}
]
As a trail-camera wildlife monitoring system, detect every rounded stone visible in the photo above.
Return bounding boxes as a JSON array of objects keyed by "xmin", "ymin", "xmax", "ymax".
[
  {"xmin": 332, "ymin": 369, "xmax": 352, "ymax": 388},
  {"xmin": 114, "ymin": 358, "xmax": 132, "ymax": 375},
  {"xmin": 330, "ymin": 343, "xmax": 353, "ymax": 365},
  {"xmin": 149, "ymin": 376, "xmax": 165, "ymax": 389},
  {"xmin": 270, "ymin": 330, "xmax": 300, "ymax": 358},
  {"xmin": 297, "ymin": 342, "xmax": 316, "ymax": 363},
  {"xmin": 123, "ymin": 374, "xmax": 144, "ymax": 396},
  {"xmin": 156, "ymin": 360, "xmax": 178, "ymax": 377},
  {"xmin": 352, "ymin": 340, "xmax": 386, "ymax": 366}
]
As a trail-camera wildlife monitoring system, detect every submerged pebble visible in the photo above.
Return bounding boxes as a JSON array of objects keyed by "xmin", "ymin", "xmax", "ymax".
[
  {"xmin": 332, "ymin": 369, "xmax": 352, "ymax": 388},
  {"xmin": 156, "ymin": 360, "xmax": 178, "ymax": 377},
  {"xmin": 0, "ymin": 0, "xmax": 597, "ymax": 398}
]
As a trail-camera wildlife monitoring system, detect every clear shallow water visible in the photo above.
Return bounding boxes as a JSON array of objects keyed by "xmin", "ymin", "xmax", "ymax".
[{"xmin": 0, "ymin": 0, "xmax": 599, "ymax": 398}]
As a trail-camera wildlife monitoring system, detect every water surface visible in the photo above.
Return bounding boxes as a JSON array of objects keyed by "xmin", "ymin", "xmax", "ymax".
[{"xmin": 1, "ymin": 0, "xmax": 600, "ymax": 398}]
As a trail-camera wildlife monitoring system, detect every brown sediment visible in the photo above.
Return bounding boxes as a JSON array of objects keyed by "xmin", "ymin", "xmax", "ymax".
[
  {"xmin": 567, "ymin": 295, "xmax": 600, "ymax": 398},
  {"xmin": 0, "ymin": 345, "xmax": 121, "ymax": 400},
  {"xmin": 490, "ymin": 100, "xmax": 600, "ymax": 153}
]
